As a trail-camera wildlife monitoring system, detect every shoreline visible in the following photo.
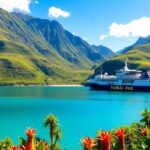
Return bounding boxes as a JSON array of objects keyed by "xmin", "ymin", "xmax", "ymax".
[
  {"xmin": 49, "ymin": 84, "xmax": 82, "ymax": 87},
  {"xmin": 0, "ymin": 84, "xmax": 83, "ymax": 87}
]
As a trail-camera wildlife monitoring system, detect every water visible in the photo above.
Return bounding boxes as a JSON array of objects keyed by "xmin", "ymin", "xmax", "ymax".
[{"xmin": 0, "ymin": 86, "xmax": 150, "ymax": 149}]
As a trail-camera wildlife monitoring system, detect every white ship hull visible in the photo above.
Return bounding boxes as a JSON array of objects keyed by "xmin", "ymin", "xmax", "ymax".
[
  {"xmin": 86, "ymin": 60, "xmax": 150, "ymax": 92},
  {"xmin": 86, "ymin": 79, "xmax": 150, "ymax": 92}
]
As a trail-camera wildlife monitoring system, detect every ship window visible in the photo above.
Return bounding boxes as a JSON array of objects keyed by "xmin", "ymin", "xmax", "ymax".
[{"xmin": 122, "ymin": 80, "xmax": 134, "ymax": 83}]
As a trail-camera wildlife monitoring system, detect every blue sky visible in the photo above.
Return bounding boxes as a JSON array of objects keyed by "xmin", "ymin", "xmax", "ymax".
[{"xmin": 1, "ymin": 0, "xmax": 150, "ymax": 51}]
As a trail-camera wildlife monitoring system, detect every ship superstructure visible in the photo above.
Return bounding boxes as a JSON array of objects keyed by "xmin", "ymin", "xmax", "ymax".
[{"xmin": 86, "ymin": 60, "xmax": 150, "ymax": 92}]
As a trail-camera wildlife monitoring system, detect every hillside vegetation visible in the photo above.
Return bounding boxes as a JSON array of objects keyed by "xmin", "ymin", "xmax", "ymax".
[
  {"xmin": 95, "ymin": 38, "xmax": 150, "ymax": 75},
  {"xmin": 0, "ymin": 8, "xmax": 114, "ymax": 85}
]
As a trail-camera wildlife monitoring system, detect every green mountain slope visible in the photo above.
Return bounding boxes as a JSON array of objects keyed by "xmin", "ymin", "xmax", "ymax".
[
  {"xmin": 0, "ymin": 8, "xmax": 114, "ymax": 84},
  {"xmin": 118, "ymin": 35, "xmax": 150, "ymax": 54},
  {"xmin": 92, "ymin": 45, "xmax": 115, "ymax": 60},
  {"xmin": 94, "ymin": 39, "xmax": 150, "ymax": 76}
]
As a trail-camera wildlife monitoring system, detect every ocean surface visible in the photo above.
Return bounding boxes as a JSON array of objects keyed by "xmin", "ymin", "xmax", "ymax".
[{"xmin": 0, "ymin": 86, "xmax": 150, "ymax": 149}]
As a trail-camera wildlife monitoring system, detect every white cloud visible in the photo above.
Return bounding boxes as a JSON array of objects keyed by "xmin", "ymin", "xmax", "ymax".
[
  {"xmin": 100, "ymin": 17, "xmax": 150, "ymax": 40},
  {"xmin": 100, "ymin": 34, "xmax": 108, "ymax": 40},
  {"xmin": 0, "ymin": 0, "xmax": 32, "ymax": 13},
  {"xmin": 48, "ymin": 7, "xmax": 70, "ymax": 18}
]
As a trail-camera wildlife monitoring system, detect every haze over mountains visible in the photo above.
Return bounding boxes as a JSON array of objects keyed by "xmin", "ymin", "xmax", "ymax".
[{"xmin": 0, "ymin": 8, "xmax": 115, "ymax": 84}]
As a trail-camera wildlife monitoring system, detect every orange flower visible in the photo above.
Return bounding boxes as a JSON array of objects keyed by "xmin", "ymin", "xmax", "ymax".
[
  {"xmin": 99, "ymin": 131, "xmax": 111, "ymax": 150},
  {"xmin": 115, "ymin": 129, "xmax": 125, "ymax": 138},
  {"xmin": 9, "ymin": 146, "xmax": 19, "ymax": 150},
  {"xmin": 23, "ymin": 128, "xmax": 36, "ymax": 150},
  {"xmin": 140, "ymin": 127, "xmax": 148, "ymax": 136},
  {"xmin": 81, "ymin": 137, "xmax": 95, "ymax": 150},
  {"xmin": 115, "ymin": 129, "xmax": 125, "ymax": 150},
  {"xmin": 26, "ymin": 128, "xmax": 36, "ymax": 138}
]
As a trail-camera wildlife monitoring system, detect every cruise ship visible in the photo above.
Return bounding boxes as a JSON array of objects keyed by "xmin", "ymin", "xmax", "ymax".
[{"xmin": 86, "ymin": 60, "xmax": 150, "ymax": 92}]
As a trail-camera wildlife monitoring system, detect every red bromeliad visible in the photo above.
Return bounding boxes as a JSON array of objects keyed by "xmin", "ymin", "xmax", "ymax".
[
  {"xmin": 81, "ymin": 137, "xmax": 95, "ymax": 150},
  {"xmin": 9, "ymin": 146, "xmax": 19, "ymax": 150},
  {"xmin": 140, "ymin": 127, "xmax": 148, "ymax": 136},
  {"xmin": 115, "ymin": 129, "xmax": 125, "ymax": 150},
  {"xmin": 23, "ymin": 128, "xmax": 36, "ymax": 150},
  {"xmin": 99, "ymin": 131, "xmax": 111, "ymax": 150}
]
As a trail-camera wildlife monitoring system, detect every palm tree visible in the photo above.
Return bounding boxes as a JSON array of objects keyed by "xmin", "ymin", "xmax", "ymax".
[
  {"xmin": 54, "ymin": 128, "xmax": 62, "ymax": 145},
  {"xmin": 44, "ymin": 114, "xmax": 58, "ymax": 149},
  {"xmin": 140, "ymin": 108, "xmax": 150, "ymax": 127}
]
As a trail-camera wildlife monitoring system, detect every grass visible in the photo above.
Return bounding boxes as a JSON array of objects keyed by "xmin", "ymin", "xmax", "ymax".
[
  {"xmin": 0, "ymin": 52, "xmax": 94, "ymax": 85},
  {"xmin": 0, "ymin": 8, "xmax": 112, "ymax": 84},
  {"xmin": 0, "ymin": 53, "xmax": 46, "ymax": 85},
  {"xmin": 95, "ymin": 45, "xmax": 150, "ymax": 75}
]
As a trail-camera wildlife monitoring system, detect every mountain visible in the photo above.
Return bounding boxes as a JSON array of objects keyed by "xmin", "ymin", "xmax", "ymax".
[
  {"xmin": 117, "ymin": 35, "xmax": 150, "ymax": 54},
  {"xmin": 134, "ymin": 35, "xmax": 150, "ymax": 45},
  {"xmin": 0, "ymin": 8, "xmax": 114, "ymax": 84},
  {"xmin": 94, "ymin": 36, "xmax": 150, "ymax": 76},
  {"xmin": 92, "ymin": 45, "xmax": 115, "ymax": 59}
]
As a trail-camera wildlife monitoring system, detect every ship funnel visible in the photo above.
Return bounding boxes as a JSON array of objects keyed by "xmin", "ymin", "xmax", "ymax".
[{"xmin": 124, "ymin": 59, "xmax": 129, "ymax": 71}]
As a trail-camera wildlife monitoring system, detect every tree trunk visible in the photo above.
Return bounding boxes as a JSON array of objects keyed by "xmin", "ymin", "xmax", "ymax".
[{"xmin": 50, "ymin": 126, "xmax": 54, "ymax": 150}]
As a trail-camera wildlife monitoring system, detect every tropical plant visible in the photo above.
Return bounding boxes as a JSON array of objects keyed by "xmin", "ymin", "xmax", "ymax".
[
  {"xmin": 140, "ymin": 108, "xmax": 150, "ymax": 127},
  {"xmin": 54, "ymin": 128, "xmax": 62, "ymax": 145},
  {"xmin": 44, "ymin": 114, "xmax": 61, "ymax": 150},
  {"xmin": 141, "ymin": 127, "xmax": 148, "ymax": 136},
  {"xmin": 9, "ymin": 146, "xmax": 19, "ymax": 150},
  {"xmin": 81, "ymin": 109, "xmax": 150, "ymax": 150},
  {"xmin": 81, "ymin": 137, "xmax": 95, "ymax": 150},
  {"xmin": 99, "ymin": 131, "xmax": 111, "ymax": 150},
  {"xmin": 115, "ymin": 129, "xmax": 125, "ymax": 150},
  {"xmin": 1, "ymin": 111, "xmax": 150, "ymax": 150},
  {"xmin": 0, "ymin": 137, "xmax": 13, "ymax": 150},
  {"xmin": 23, "ymin": 128, "xmax": 36, "ymax": 150}
]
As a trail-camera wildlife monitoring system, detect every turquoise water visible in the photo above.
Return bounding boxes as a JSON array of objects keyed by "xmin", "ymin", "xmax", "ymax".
[{"xmin": 0, "ymin": 86, "xmax": 150, "ymax": 149}]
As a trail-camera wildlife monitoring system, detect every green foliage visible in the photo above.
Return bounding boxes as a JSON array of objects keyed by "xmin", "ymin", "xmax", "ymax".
[
  {"xmin": 36, "ymin": 141, "xmax": 46, "ymax": 150},
  {"xmin": 140, "ymin": 109, "xmax": 150, "ymax": 127},
  {"xmin": 0, "ymin": 8, "xmax": 114, "ymax": 85},
  {"xmin": 95, "ymin": 43, "xmax": 150, "ymax": 75},
  {"xmin": 81, "ymin": 109, "xmax": 150, "ymax": 150},
  {"xmin": 44, "ymin": 114, "xmax": 61, "ymax": 150},
  {"xmin": 44, "ymin": 114, "xmax": 58, "ymax": 128},
  {"xmin": 0, "ymin": 137, "xmax": 13, "ymax": 150},
  {"xmin": 19, "ymin": 137, "xmax": 27, "ymax": 147},
  {"xmin": 0, "ymin": 110, "xmax": 150, "ymax": 150}
]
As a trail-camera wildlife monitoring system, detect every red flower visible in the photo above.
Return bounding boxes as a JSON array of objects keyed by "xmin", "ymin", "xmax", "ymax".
[
  {"xmin": 26, "ymin": 128, "xmax": 36, "ymax": 138},
  {"xmin": 81, "ymin": 137, "xmax": 95, "ymax": 150},
  {"xmin": 9, "ymin": 146, "xmax": 19, "ymax": 150},
  {"xmin": 99, "ymin": 131, "xmax": 111, "ymax": 150},
  {"xmin": 115, "ymin": 129, "xmax": 125, "ymax": 150},
  {"xmin": 140, "ymin": 127, "xmax": 148, "ymax": 136},
  {"xmin": 23, "ymin": 128, "xmax": 36, "ymax": 150}
]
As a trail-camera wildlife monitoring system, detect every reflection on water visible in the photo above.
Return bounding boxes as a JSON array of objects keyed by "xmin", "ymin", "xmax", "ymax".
[{"xmin": 0, "ymin": 86, "xmax": 88, "ymax": 99}]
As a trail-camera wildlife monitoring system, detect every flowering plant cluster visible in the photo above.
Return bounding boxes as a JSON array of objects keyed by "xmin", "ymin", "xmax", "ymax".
[
  {"xmin": 81, "ymin": 109, "xmax": 150, "ymax": 150},
  {"xmin": 0, "ymin": 109, "xmax": 150, "ymax": 150},
  {"xmin": 0, "ymin": 114, "xmax": 61, "ymax": 150}
]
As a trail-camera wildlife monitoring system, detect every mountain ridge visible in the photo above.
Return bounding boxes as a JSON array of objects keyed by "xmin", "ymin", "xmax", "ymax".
[
  {"xmin": 93, "ymin": 35, "xmax": 150, "ymax": 77},
  {"xmin": 92, "ymin": 45, "xmax": 115, "ymax": 59},
  {"xmin": 117, "ymin": 35, "xmax": 150, "ymax": 54},
  {"xmin": 0, "ymin": 8, "xmax": 114, "ymax": 84}
]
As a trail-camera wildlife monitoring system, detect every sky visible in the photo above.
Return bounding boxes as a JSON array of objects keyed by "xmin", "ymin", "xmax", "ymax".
[{"xmin": 0, "ymin": 0, "xmax": 150, "ymax": 52}]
